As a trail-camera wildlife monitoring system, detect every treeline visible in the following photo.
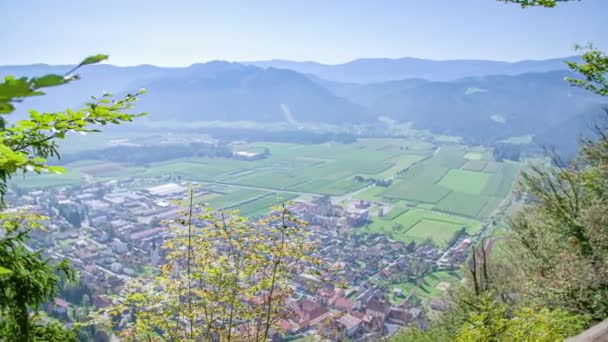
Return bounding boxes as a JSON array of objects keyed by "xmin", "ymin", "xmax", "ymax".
[
  {"xmin": 353, "ymin": 175, "xmax": 393, "ymax": 187},
  {"xmin": 58, "ymin": 142, "xmax": 233, "ymax": 166},
  {"xmin": 195, "ymin": 127, "xmax": 357, "ymax": 144}
]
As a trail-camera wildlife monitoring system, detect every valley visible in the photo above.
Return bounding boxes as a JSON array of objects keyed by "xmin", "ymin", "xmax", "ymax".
[{"xmin": 8, "ymin": 131, "xmax": 522, "ymax": 338}]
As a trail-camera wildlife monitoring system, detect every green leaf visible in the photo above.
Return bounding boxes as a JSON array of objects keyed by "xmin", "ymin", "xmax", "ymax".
[
  {"xmin": 46, "ymin": 166, "xmax": 66, "ymax": 174},
  {"xmin": 0, "ymin": 102, "xmax": 15, "ymax": 114},
  {"xmin": 79, "ymin": 54, "xmax": 109, "ymax": 66},
  {"xmin": 32, "ymin": 74, "xmax": 66, "ymax": 88},
  {"xmin": 0, "ymin": 266, "xmax": 12, "ymax": 275}
]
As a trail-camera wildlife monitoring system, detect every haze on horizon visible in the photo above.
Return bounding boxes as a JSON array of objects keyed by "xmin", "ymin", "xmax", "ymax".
[{"xmin": 2, "ymin": 0, "xmax": 607, "ymax": 66}]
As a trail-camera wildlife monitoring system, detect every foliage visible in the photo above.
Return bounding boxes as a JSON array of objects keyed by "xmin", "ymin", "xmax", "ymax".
[
  {"xmin": 453, "ymin": 297, "xmax": 586, "ymax": 342},
  {"xmin": 393, "ymin": 292, "xmax": 586, "ymax": 342},
  {"xmin": 0, "ymin": 211, "xmax": 77, "ymax": 341},
  {"xmin": 93, "ymin": 191, "xmax": 317, "ymax": 341},
  {"xmin": 0, "ymin": 54, "xmax": 145, "ymax": 204},
  {"xmin": 396, "ymin": 1, "xmax": 608, "ymax": 335},
  {"xmin": 0, "ymin": 55, "xmax": 143, "ymax": 340},
  {"xmin": 504, "ymin": 125, "xmax": 608, "ymax": 321},
  {"xmin": 566, "ymin": 45, "xmax": 608, "ymax": 97},
  {"xmin": 498, "ymin": 0, "xmax": 578, "ymax": 7}
]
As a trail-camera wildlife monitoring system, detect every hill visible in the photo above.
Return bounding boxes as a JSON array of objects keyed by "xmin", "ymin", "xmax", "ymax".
[
  {"xmin": 133, "ymin": 62, "xmax": 370, "ymax": 123},
  {"xmin": 1, "ymin": 62, "xmax": 370, "ymax": 124},
  {"xmin": 534, "ymin": 104, "xmax": 608, "ymax": 158},
  {"xmin": 326, "ymin": 71, "xmax": 603, "ymax": 142}
]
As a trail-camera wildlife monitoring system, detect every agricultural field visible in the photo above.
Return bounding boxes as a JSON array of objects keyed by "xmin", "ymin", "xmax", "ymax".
[
  {"xmin": 203, "ymin": 188, "xmax": 269, "ymax": 210},
  {"xmin": 435, "ymin": 192, "xmax": 492, "ymax": 218},
  {"xmin": 361, "ymin": 208, "xmax": 481, "ymax": 248},
  {"xmin": 357, "ymin": 142, "xmax": 519, "ymax": 248},
  {"xmin": 11, "ymin": 170, "xmax": 83, "ymax": 190},
  {"xmin": 437, "ymin": 169, "xmax": 490, "ymax": 195},
  {"xmin": 233, "ymin": 193, "xmax": 298, "ymax": 217},
  {"xmin": 406, "ymin": 219, "xmax": 464, "ymax": 247},
  {"xmin": 384, "ymin": 270, "xmax": 462, "ymax": 305},
  {"xmin": 12, "ymin": 137, "xmax": 521, "ymax": 245}
]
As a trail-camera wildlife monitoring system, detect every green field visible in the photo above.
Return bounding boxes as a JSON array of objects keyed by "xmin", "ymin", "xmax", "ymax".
[
  {"xmin": 233, "ymin": 193, "xmax": 298, "ymax": 217},
  {"xmin": 10, "ymin": 171, "xmax": 83, "ymax": 189},
  {"xmin": 203, "ymin": 188, "xmax": 269, "ymax": 209},
  {"xmin": 406, "ymin": 219, "xmax": 464, "ymax": 247},
  {"xmin": 435, "ymin": 192, "xmax": 491, "ymax": 218},
  {"xmin": 377, "ymin": 154, "xmax": 427, "ymax": 178},
  {"xmin": 438, "ymin": 169, "xmax": 491, "ymax": 195},
  {"xmin": 362, "ymin": 208, "xmax": 480, "ymax": 246},
  {"xmin": 380, "ymin": 204, "xmax": 409, "ymax": 221},
  {"xmin": 464, "ymin": 152, "xmax": 484, "ymax": 160},
  {"xmin": 481, "ymin": 162, "xmax": 520, "ymax": 197},
  {"xmin": 462, "ymin": 160, "xmax": 487, "ymax": 172},
  {"xmin": 387, "ymin": 270, "xmax": 462, "ymax": 304},
  {"xmin": 383, "ymin": 181, "xmax": 450, "ymax": 204}
]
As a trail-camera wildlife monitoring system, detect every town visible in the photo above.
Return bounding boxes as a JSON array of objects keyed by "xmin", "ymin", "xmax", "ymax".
[{"xmin": 7, "ymin": 175, "xmax": 487, "ymax": 341}]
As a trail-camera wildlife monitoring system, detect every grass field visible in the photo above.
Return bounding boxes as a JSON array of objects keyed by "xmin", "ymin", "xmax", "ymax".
[
  {"xmin": 438, "ymin": 169, "xmax": 491, "ymax": 195},
  {"xmin": 462, "ymin": 160, "xmax": 487, "ymax": 172},
  {"xmin": 481, "ymin": 162, "xmax": 520, "ymax": 197},
  {"xmin": 464, "ymin": 152, "xmax": 484, "ymax": 160},
  {"xmin": 377, "ymin": 154, "xmax": 427, "ymax": 178},
  {"xmin": 362, "ymin": 208, "xmax": 480, "ymax": 247},
  {"xmin": 79, "ymin": 162, "xmax": 126, "ymax": 176},
  {"xmin": 352, "ymin": 186, "xmax": 387, "ymax": 202},
  {"xmin": 483, "ymin": 161, "xmax": 501, "ymax": 173},
  {"xmin": 10, "ymin": 171, "xmax": 83, "ymax": 189},
  {"xmin": 380, "ymin": 204, "xmax": 409, "ymax": 221},
  {"xmin": 233, "ymin": 193, "xmax": 298, "ymax": 217},
  {"xmin": 406, "ymin": 219, "xmax": 464, "ymax": 246},
  {"xmin": 203, "ymin": 188, "xmax": 269, "ymax": 210},
  {"xmin": 435, "ymin": 192, "xmax": 490, "ymax": 218},
  {"xmin": 383, "ymin": 181, "xmax": 450, "ymax": 204},
  {"xmin": 387, "ymin": 270, "xmax": 462, "ymax": 304},
  {"xmin": 476, "ymin": 196, "xmax": 505, "ymax": 219}
]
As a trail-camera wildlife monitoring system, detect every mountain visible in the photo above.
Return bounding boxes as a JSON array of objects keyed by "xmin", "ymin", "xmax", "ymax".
[
  {"xmin": 318, "ymin": 71, "xmax": 603, "ymax": 141},
  {"xmin": 133, "ymin": 62, "xmax": 370, "ymax": 123},
  {"xmin": 2, "ymin": 58, "xmax": 602, "ymax": 145},
  {"xmin": 1, "ymin": 62, "xmax": 370, "ymax": 124},
  {"xmin": 1, "ymin": 64, "xmax": 172, "ymax": 114},
  {"xmin": 311, "ymin": 77, "xmax": 429, "ymax": 108},
  {"xmin": 248, "ymin": 56, "xmax": 580, "ymax": 83},
  {"xmin": 535, "ymin": 104, "xmax": 608, "ymax": 158}
]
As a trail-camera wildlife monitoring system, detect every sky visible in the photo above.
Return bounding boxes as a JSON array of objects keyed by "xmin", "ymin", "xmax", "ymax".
[{"xmin": 1, "ymin": 0, "xmax": 607, "ymax": 66}]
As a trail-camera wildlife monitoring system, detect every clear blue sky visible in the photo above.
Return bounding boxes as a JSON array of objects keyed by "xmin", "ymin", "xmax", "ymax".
[{"xmin": 1, "ymin": 0, "xmax": 607, "ymax": 66}]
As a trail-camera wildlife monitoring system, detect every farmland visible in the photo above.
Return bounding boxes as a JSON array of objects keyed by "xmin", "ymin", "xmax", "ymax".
[
  {"xmin": 361, "ymin": 207, "xmax": 481, "ymax": 248},
  {"xmin": 11, "ymin": 136, "xmax": 520, "ymax": 249}
]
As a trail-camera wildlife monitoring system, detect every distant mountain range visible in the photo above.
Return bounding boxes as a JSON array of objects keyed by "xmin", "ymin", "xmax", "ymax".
[
  {"xmin": 2, "ymin": 56, "xmax": 606, "ymax": 153},
  {"xmin": 248, "ymin": 56, "xmax": 581, "ymax": 83}
]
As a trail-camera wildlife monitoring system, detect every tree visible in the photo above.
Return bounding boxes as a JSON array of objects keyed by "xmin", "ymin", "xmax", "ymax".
[
  {"xmin": 566, "ymin": 45, "xmax": 608, "ymax": 97},
  {"xmin": 93, "ymin": 191, "xmax": 317, "ymax": 342},
  {"xmin": 0, "ymin": 55, "xmax": 144, "ymax": 340},
  {"xmin": 398, "ymin": 2, "xmax": 608, "ymax": 340},
  {"xmin": 0, "ymin": 211, "xmax": 77, "ymax": 341},
  {"xmin": 453, "ymin": 297, "xmax": 586, "ymax": 342},
  {"xmin": 0, "ymin": 54, "xmax": 145, "ymax": 204},
  {"xmin": 499, "ymin": 0, "xmax": 579, "ymax": 7}
]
